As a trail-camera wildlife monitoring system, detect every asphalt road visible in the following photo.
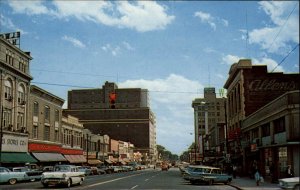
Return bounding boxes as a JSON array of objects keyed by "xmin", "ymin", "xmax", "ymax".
[{"xmin": 0, "ymin": 167, "xmax": 237, "ymax": 190}]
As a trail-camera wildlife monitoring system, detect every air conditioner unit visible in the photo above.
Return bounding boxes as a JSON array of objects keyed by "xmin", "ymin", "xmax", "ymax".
[{"xmin": 6, "ymin": 95, "xmax": 13, "ymax": 101}]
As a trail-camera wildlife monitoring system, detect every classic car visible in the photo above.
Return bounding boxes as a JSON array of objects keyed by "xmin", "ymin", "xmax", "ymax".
[
  {"xmin": 97, "ymin": 165, "xmax": 114, "ymax": 174},
  {"xmin": 77, "ymin": 166, "xmax": 92, "ymax": 176},
  {"xmin": 90, "ymin": 166, "xmax": 105, "ymax": 175},
  {"xmin": 199, "ymin": 167, "xmax": 232, "ymax": 185},
  {"xmin": 278, "ymin": 177, "xmax": 300, "ymax": 190},
  {"xmin": 0, "ymin": 167, "xmax": 29, "ymax": 185},
  {"xmin": 13, "ymin": 167, "xmax": 43, "ymax": 181},
  {"xmin": 182, "ymin": 165, "xmax": 211, "ymax": 181},
  {"xmin": 41, "ymin": 165, "xmax": 85, "ymax": 188}
]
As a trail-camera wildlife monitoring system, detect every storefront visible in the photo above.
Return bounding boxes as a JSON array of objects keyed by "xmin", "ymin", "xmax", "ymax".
[
  {"xmin": 0, "ymin": 133, "xmax": 37, "ymax": 167},
  {"xmin": 62, "ymin": 148, "xmax": 86, "ymax": 164},
  {"xmin": 28, "ymin": 142, "xmax": 67, "ymax": 166}
]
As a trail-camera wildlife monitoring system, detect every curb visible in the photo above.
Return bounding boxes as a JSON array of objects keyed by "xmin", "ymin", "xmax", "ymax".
[{"xmin": 229, "ymin": 184, "xmax": 243, "ymax": 190}]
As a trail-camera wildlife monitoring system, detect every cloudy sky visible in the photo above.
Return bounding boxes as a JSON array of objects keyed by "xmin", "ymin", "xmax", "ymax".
[{"xmin": 1, "ymin": 1, "xmax": 299, "ymax": 155}]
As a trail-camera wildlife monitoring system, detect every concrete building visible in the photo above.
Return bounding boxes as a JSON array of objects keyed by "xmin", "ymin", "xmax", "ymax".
[
  {"xmin": 223, "ymin": 59, "xmax": 299, "ymax": 176},
  {"xmin": 242, "ymin": 90, "xmax": 299, "ymax": 181},
  {"xmin": 64, "ymin": 81, "xmax": 157, "ymax": 164},
  {"xmin": 192, "ymin": 87, "xmax": 226, "ymax": 164},
  {"xmin": 0, "ymin": 32, "xmax": 36, "ymax": 166}
]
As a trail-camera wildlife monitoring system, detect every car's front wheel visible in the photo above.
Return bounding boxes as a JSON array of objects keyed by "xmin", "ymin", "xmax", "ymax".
[
  {"xmin": 79, "ymin": 178, "xmax": 83, "ymax": 185},
  {"xmin": 8, "ymin": 178, "xmax": 17, "ymax": 185},
  {"xmin": 66, "ymin": 179, "xmax": 71, "ymax": 188}
]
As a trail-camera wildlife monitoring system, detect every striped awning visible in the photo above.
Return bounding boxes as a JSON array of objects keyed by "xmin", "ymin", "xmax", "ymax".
[
  {"xmin": 32, "ymin": 152, "xmax": 67, "ymax": 162},
  {"xmin": 64, "ymin": 154, "xmax": 87, "ymax": 163}
]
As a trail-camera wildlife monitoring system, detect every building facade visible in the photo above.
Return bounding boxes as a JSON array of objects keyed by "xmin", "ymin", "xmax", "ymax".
[
  {"xmin": 27, "ymin": 85, "xmax": 68, "ymax": 164},
  {"xmin": 192, "ymin": 87, "xmax": 226, "ymax": 164},
  {"xmin": 0, "ymin": 32, "xmax": 37, "ymax": 166},
  {"xmin": 64, "ymin": 81, "xmax": 157, "ymax": 163},
  {"xmin": 223, "ymin": 59, "xmax": 299, "ymax": 175}
]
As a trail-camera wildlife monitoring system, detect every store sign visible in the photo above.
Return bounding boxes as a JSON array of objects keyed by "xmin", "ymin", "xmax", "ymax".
[
  {"xmin": 1, "ymin": 134, "xmax": 28, "ymax": 152},
  {"xmin": 29, "ymin": 143, "xmax": 61, "ymax": 152}
]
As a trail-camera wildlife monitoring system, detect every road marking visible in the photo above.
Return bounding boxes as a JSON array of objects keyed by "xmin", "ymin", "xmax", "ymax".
[
  {"xmin": 145, "ymin": 178, "xmax": 149, "ymax": 181},
  {"xmin": 131, "ymin": 185, "xmax": 138, "ymax": 189},
  {"xmin": 87, "ymin": 173, "xmax": 144, "ymax": 187}
]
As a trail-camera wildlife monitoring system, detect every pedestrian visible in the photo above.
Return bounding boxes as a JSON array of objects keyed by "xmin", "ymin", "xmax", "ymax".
[
  {"xmin": 254, "ymin": 169, "xmax": 260, "ymax": 186},
  {"xmin": 232, "ymin": 165, "xmax": 237, "ymax": 179},
  {"xmin": 286, "ymin": 165, "xmax": 293, "ymax": 178}
]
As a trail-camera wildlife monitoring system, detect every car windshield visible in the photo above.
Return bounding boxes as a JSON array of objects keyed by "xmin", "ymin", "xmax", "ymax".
[{"xmin": 54, "ymin": 166, "xmax": 70, "ymax": 172}]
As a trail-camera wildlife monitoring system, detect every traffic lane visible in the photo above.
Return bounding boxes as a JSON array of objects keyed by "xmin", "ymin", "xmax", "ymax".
[
  {"xmin": 79, "ymin": 169, "xmax": 160, "ymax": 189},
  {"xmin": 0, "ymin": 171, "xmax": 144, "ymax": 189}
]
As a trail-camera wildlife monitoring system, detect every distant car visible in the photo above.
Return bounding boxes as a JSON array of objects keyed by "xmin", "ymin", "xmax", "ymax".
[
  {"xmin": 41, "ymin": 165, "xmax": 85, "ymax": 188},
  {"xmin": 0, "ymin": 167, "xmax": 29, "ymax": 185},
  {"xmin": 90, "ymin": 166, "xmax": 105, "ymax": 175},
  {"xmin": 97, "ymin": 165, "xmax": 114, "ymax": 174},
  {"xmin": 77, "ymin": 166, "xmax": 92, "ymax": 176},
  {"xmin": 12, "ymin": 167, "xmax": 42, "ymax": 181},
  {"xmin": 278, "ymin": 177, "xmax": 300, "ymax": 190},
  {"xmin": 161, "ymin": 164, "xmax": 169, "ymax": 171}
]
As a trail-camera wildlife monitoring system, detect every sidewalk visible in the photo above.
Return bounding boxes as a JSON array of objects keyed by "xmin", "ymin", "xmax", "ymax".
[{"xmin": 229, "ymin": 177, "xmax": 281, "ymax": 190}]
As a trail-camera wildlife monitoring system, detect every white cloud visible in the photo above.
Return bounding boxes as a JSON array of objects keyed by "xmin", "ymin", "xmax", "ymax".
[
  {"xmin": 222, "ymin": 54, "xmax": 243, "ymax": 65},
  {"xmin": 101, "ymin": 43, "xmax": 121, "ymax": 56},
  {"xmin": 194, "ymin": 11, "xmax": 229, "ymax": 31},
  {"xmin": 62, "ymin": 35, "xmax": 86, "ymax": 48},
  {"xmin": 249, "ymin": 1, "xmax": 299, "ymax": 54},
  {"xmin": 122, "ymin": 41, "xmax": 134, "ymax": 51},
  {"xmin": 0, "ymin": 14, "xmax": 26, "ymax": 34},
  {"xmin": 8, "ymin": 0, "xmax": 50, "ymax": 15},
  {"xmin": 8, "ymin": 1, "xmax": 174, "ymax": 32}
]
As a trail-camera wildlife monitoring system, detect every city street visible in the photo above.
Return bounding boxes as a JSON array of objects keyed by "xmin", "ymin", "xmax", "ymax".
[{"xmin": 0, "ymin": 168, "xmax": 236, "ymax": 190}]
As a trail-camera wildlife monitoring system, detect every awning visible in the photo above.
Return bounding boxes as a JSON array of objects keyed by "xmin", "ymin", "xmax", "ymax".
[
  {"xmin": 64, "ymin": 155, "xmax": 87, "ymax": 163},
  {"xmin": 0, "ymin": 152, "xmax": 37, "ymax": 163},
  {"xmin": 88, "ymin": 159, "xmax": 102, "ymax": 165},
  {"xmin": 32, "ymin": 152, "xmax": 67, "ymax": 162}
]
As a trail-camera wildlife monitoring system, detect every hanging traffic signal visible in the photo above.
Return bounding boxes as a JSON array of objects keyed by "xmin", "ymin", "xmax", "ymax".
[{"xmin": 109, "ymin": 92, "xmax": 116, "ymax": 109}]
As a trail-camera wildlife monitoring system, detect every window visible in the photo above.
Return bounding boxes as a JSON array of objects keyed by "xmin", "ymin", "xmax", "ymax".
[
  {"xmin": 32, "ymin": 125, "xmax": 38, "ymax": 139},
  {"xmin": 2, "ymin": 109, "xmax": 12, "ymax": 129},
  {"xmin": 6, "ymin": 49, "xmax": 14, "ymax": 65},
  {"xmin": 44, "ymin": 106, "xmax": 50, "ymax": 123},
  {"xmin": 55, "ymin": 110, "xmax": 59, "ymax": 122},
  {"xmin": 274, "ymin": 117, "xmax": 285, "ymax": 133},
  {"xmin": 18, "ymin": 85, "xmax": 25, "ymax": 104},
  {"xmin": 17, "ymin": 112, "xmax": 24, "ymax": 130},
  {"xmin": 33, "ymin": 102, "xmax": 39, "ymax": 116},
  {"xmin": 44, "ymin": 125, "xmax": 50, "ymax": 141},
  {"xmin": 4, "ymin": 79, "xmax": 12, "ymax": 100},
  {"xmin": 262, "ymin": 123, "xmax": 270, "ymax": 137},
  {"xmin": 55, "ymin": 130, "xmax": 59, "ymax": 142}
]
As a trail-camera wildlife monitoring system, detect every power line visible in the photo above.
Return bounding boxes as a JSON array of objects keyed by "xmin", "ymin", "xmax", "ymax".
[
  {"xmin": 271, "ymin": 43, "xmax": 299, "ymax": 72},
  {"xmin": 267, "ymin": 2, "xmax": 298, "ymax": 52}
]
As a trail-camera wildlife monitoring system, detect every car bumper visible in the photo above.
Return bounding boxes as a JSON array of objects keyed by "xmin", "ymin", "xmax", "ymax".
[{"xmin": 41, "ymin": 178, "xmax": 68, "ymax": 186}]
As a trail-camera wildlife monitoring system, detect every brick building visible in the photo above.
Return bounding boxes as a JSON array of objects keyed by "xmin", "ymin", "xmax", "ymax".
[
  {"xmin": 64, "ymin": 81, "xmax": 157, "ymax": 164},
  {"xmin": 223, "ymin": 59, "xmax": 299, "ymax": 176}
]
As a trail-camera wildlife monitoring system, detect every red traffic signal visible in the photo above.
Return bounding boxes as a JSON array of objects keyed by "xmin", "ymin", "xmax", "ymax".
[{"xmin": 109, "ymin": 92, "xmax": 116, "ymax": 109}]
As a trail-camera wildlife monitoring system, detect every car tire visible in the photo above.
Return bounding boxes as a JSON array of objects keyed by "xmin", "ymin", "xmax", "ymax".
[
  {"xmin": 79, "ymin": 178, "xmax": 83, "ymax": 185},
  {"xmin": 294, "ymin": 185, "xmax": 300, "ymax": 190},
  {"xmin": 208, "ymin": 179, "xmax": 213, "ymax": 185},
  {"xmin": 66, "ymin": 179, "xmax": 71, "ymax": 188},
  {"xmin": 8, "ymin": 178, "xmax": 17, "ymax": 185}
]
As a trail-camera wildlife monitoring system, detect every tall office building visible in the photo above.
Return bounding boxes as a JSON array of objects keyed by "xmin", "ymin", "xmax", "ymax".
[{"xmin": 64, "ymin": 81, "xmax": 157, "ymax": 163}]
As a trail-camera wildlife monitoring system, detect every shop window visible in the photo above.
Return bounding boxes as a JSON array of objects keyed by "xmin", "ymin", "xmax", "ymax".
[
  {"xmin": 262, "ymin": 123, "xmax": 270, "ymax": 137},
  {"xmin": 274, "ymin": 117, "xmax": 285, "ymax": 134}
]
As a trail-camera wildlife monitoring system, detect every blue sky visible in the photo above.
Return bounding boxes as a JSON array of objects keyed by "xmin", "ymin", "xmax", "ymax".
[{"xmin": 1, "ymin": 1, "xmax": 299, "ymax": 155}]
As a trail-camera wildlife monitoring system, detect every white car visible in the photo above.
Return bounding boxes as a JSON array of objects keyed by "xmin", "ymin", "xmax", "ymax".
[
  {"xmin": 279, "ymin": 177, "xmax": 300, "ymax": 190},
  {"xmin": 41, "ymin": 165, "xmax": 85, "ymax": 188}
]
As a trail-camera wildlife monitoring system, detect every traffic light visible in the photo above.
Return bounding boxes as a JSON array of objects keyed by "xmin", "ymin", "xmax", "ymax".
[{"xmin": 109, "ymin": 92, "xmax": 116, "ymax": 109}]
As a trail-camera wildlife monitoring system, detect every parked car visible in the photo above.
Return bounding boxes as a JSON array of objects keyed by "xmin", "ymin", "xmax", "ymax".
[
  {"xmin": 90, "ymin": 166, "xmax": 105, "ymax": 175},
  {"xmin": 161, "ymin": 163, "xmax": 169, "ymax": 171},
  {"xmin": 42, "ymin": 166, "xmax": 54, "ymax": 172},
  {"xmin": 111, "ymin": 166, "xmax": 123, "ymax": 173},
  {"xmin": 77, "ymin": 166, "xmax": 92, "ymax": 176},
  {"xmin": 12, "ymin": 167, "xmax": 43, "ymax": 181},
  {"xmin": 278, "ymin": 177, "xmax": 300, "ymax": 190},
  {"xmin": 0, "ymin": 167, "xmax": 29, "ymax": 185},
  {"xmin": 41, "ymin": 165, "xmax": 85, "ymax": 188},
  {"xmin": 97, "ymin": 165, "xmax": 114, "ymax": 174}
]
